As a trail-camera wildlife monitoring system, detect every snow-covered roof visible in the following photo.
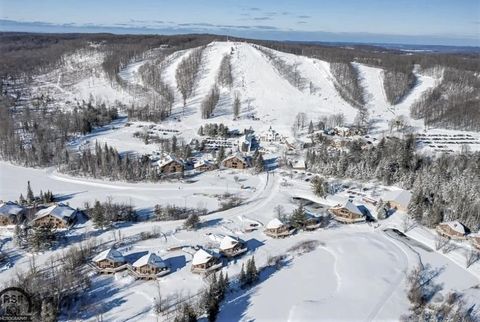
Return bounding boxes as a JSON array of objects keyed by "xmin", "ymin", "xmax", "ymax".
[
  {"xmin": 132, "ymin": 252, "xmax": 167, "ymax": 268},
  {"xmin": 194, "ymin": 160, "xmax": 213, "ymax": 169},
  {"xmin": 0, "ymin": 202, "xmax": 24, "ymax": 217},
  {"xmin": 292, "ymin": 159, "xmax": 306, "ymax": 169},
  {"xmin": 157, "ymin": 155, "xmax": 183, "ymax": 168},
  {"xmin": 93, "ymin": 248, "xmax": 125, "ymax": 263},
  {"xmin": 266, "ymin": 218, "xmax": 285, "ymax": 229},
  {"xmin": 34, "ymin": 204, "xmax": 77, "ymax": 221},
  {"xmin": 219, "ymin": 235, "xmax": 242, "ymax": 251},
  {"xmin": 383, "ymin": 189, "xmax": 412, "ymax": 207},
  {"xmin": 223, "ymin": 153, "xmax": 247, "ymax": 164},
  {"xmin": 192, "ymin": 249, "xmax": 214, "ymax": 266},
  {"xmin": 442, "ymin": 220, "xmax": 467, "ymax": 235},
  {"xmin": 335, "ymin": 200, "xmax": 363, "ymax": 216}
]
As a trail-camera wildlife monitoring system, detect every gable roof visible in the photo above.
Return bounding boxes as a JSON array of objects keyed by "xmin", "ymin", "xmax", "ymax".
[
  {"xmin": 34, "ymin": 204, "xmax": 77, "ymax": 222},
  {"xmin": 93, "ymin": 248, "xmax": 125, "ymax": 263},
  {"xmin": 266, "ymin": 218, "xmax": 285, "ymax": 229},
  {"xmin": 223, "ymin": 153, "xmax": 247, "ymax": 165},
  {"xmin": 157, "ymin": 155, "xmax": 183, "ymax": 168},
  {"xmin": 443, "ymin": 220, "xmax": 467, "ymax": 235},
  {"xmin": 132, "ymin": 252, "xmax": 167, "ymax": 268},
  {"xmin": 192, "ymin": 249, "xmax": 215, "ymax": 265},
  {"xmin": 383, "ymin": 189, "xmax": 412, "ymax": 207},
  {"xmin": 219, "ymin": 235, "xmax": 243, "ymax": 251},
  {"xmin": 335, "ymin": 200, "xmax": 363, "ymax": 217},
  {"xmin": 0, "ymin": 202, "xmax": 24, "ymax": 217}
]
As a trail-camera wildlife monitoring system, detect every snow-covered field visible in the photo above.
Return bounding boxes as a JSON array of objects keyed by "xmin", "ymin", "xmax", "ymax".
[
  {"xmin": 1, "ymin": 162, "xmax": 479, "ymax": 321},
  {"xmin": 2, "ymin": 40, "xmax": 480, "ymax": 321}
]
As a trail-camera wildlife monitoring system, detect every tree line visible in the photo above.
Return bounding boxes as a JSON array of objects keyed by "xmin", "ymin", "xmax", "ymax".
[{"xmin": 306, "ymin": 136, "xmax": 480, "ymax": 230}]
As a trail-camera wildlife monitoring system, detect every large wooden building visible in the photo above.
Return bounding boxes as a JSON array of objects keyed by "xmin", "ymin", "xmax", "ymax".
[
  {"xmin": 264, "ymin": 218, "xmax": 295, "ymax": 238},
  {"xmin": 222, "ymin": 154, "xmax": 250, "ymax": 170},
  {"xmin": 329, "ymin": 201, "xmax": 365, "ymax": 224},
  {"xmin": 158, "ymin": 156, "xmax": 184, "ymax": 175},
  {"xmin": 31, "ymin": 204, "xmax": 79, "ymax": 229},
  {"xmin": 382, "ymin": 189, "xmax": 412, "ymax": 212},
  {"xmin": 219, "ymin": 235, "xmax": 248, "ymax": 258},
  {"xmin": 131, "ymin": 253, "xmax": 170, "ymax": 280},
  {"xmin": 92, "ymin": 248, "xmax": 126, "ymax": 274},
  {"xmin": 0, "ymin": 201, "xmax": 25, "ymax": 226},
  {"xmin": 436, "ymin": 221, "xmax": 469, "ymax": 240},
  {"xmin": 191, "ymin": 249, "xmax": 222, "ymax": 274}
]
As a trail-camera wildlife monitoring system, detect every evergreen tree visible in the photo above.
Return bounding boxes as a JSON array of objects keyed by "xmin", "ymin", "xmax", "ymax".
[
  {"xmin": 239, "ymin": 263, "xmax": 246, "ymax": 287},
  {"xmin": 246, "ymin": 256, "xmax": 259, "ymax": 285},
  {"xmin": 27, "ymin": 181, "xmax": 34, "ymax": 204},
  {"xmin": 311, "ymin": 176, "xmax": 328, "ymax": 198},
  {"xmin": 174, "ymin": 303, "xmax": 197, "ymax": 322},
  {"xmin": 216, "ymin": 147, "xmax": 225, "ymax": 165},
  {"xmin": 308, "ymin": 121, "xmax": 314, "ymax": 134},
  {"xmin": 290, "ymin": 205, "xmax": 307, "ymax": 229},
  {"xmin": 198, "ymin": 125, "xmax": 204, "ymax": 136}
]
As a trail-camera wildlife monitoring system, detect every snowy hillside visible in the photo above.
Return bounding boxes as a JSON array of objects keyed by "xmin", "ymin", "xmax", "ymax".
[{"xmin": 25, "ymin": 41, "xmax": 449, "ymax": 143}]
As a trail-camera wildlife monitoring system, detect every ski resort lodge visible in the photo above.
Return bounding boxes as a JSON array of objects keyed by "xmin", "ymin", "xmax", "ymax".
[
  {"xmin": 31, "ymin": 203, "xmax": 79, "ymax": 228},
  {"xmin": 157, "ymin": 156, "xmax": 184, "ymax": 175},
  {"xmin": 382, "ymin": 189, "xmax": 412, "ymax": 212},
  {"xmin": 222, "ymin": 154, "xmax": 250, "ymax": 169},
  {"xmin": 92, "ymin": 248, "xmax": 127, "ymax": 274},
  {"xmin": 219, "ymin": 235, "xmax": 248, "ymax": 258},
  {"xmin": 131, "ymin": 252, "xmax": 170, "ymax": 280},
  {"xmin": 436, "ymin": 221, "xmax": 469, "ymax": 240},
  {"xmin": 0, "ymin": 201, "xmax": 25, "ymax": 226},
  {"xmin": 264, "ymin": 218, "xmax": 295, "ymax": 238},
  {"xmin": 328, "ymin": 201, "xmax": 366, "ymax": 224},
  {"xmin": 191, "ymin": 249, "xmax": 222, "ymax": 274}
]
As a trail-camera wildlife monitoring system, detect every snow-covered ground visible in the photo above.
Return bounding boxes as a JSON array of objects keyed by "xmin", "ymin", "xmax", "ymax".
[{"xmin": 1, "ymin": 162, "xmax": 479, "ymax": 321}]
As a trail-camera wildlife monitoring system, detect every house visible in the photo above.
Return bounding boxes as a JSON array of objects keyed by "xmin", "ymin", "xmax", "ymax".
[
  {"xmin": 469, "ymin": 233, "xmax": 480, "ymax": 250},
  {"xmin": 157, "ymin": 156, "xmax": 184, "ymax": 175},
  {"xmin": 436, "ymin": 221, "xmax": 469, "ymax": 240},
  {"xmin": 0, "ymin": 201, "xmax": 25, "ymax": 226},
  {"xmin": 328, "ymin": 201, "xmax": 366, "ymax": 224},
  {"xmin": 32, "ymin": 204, "xmax": 79, "ymax": 228},
  {"xmin": 259, "ymin": 126, "xmax": 281, "ymax": 143},
  {"xmin": 264, "ymin": 218, "xmax": 295, "ymax": 238},
  {"xmin": 191, "ymin": 249, "xmax": 222, "ymax": 274},
  {"xmin": 194, "ymin": 160, "xmax": 216, "ymax": 173},
  {"xmin": 382, "ymin": 189, "xmax": 412, "ymax": 212},
  {"xmin": 219, "ymin": 235, "xmax": 248, "ymax": 258},
  {"xmin": 92, "ymin": 248, "xmax": 126, "ymax": 274},
  {"xmin": 131, "ymin": 253, "xmax": 170, "ymax": 280},
  {"xmin": 222, "ymin": 154, "xmax": 250, "ymax": 169}
]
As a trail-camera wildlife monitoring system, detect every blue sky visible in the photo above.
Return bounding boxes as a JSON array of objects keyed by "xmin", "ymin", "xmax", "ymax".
[{"xmin": 1, "ymin": 0, "xmax": 479, "ymax": 46}]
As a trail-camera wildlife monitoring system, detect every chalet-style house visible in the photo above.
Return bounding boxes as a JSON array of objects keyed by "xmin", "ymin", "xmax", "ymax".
[
  {"xmin": 32, "ymin": 204, "xmax": 79, "ymax": 229},
  {"xmin": 222, "ymin": 154, "xmax": 250, "ymax": 170},
  {"xmin": 131, "ymin": 253, "xmax": 170, "ymax": 280},
  {"xmin": 0, "ymin": 201, "xmax": 25, "ymax": 226},
  {"xmin": 158, "ymin": 156, "xmax": 184, "ymax": 175},
  {"xmin": 92, "ymin": 248, "xmax": 127, "ymax": 274},
  {"xmin": 264, "ymin": 218, "xmax": 295, "ymax": 238},
  {"xmin": 191, "ymin": 249, "xmax": 222, "ymax": 274},
  {"xmin": 469, "ymin": 233, "xmax": 480, "ymax": 250},
  {"xmin": 329, "ymin": 201, "xmax": 366, "ymax": 224},
  {"xmin": 194, "ymin": 160, "xmax": 216, "ymax": 173},
  {"xmin": 382, "ymin": 189, "xmax": 412, "ymax": 212},
  {"xmin": 436, "ymin": 221, "xmax": 469, "ymax": 240},
  {"xmin": 219, "ymin": 235, "xmax": 248, "ymax": 258}
]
